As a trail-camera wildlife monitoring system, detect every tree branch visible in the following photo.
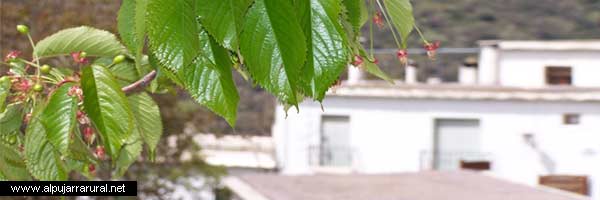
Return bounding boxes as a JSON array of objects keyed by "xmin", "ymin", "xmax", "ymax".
[{"xmin": 122, "ymin": 70, "xmax": 158, "ymax": 95}]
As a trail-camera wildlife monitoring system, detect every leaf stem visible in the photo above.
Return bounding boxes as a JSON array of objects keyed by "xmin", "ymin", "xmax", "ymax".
[
  {"xmin": 122, "ymin": 70, "xmax": 157, "ymax": 95},
  {"xmin": 414, "ymin": 24, "xmax": 429, "ymax": 44}
]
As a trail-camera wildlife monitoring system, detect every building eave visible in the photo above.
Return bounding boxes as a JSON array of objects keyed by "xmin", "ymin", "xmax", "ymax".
[
  {"xmin": 327, "ymin": 82, "xmax": 600, "ymax": 102},
  {"xmin": 479, "ymin": 40, "xmax": 600, "ymax": 51}
]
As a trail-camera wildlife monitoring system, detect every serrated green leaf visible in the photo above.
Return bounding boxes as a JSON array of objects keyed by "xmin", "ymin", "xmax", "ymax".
[
  {"xmin": 128, "ymin": 93, "xmax": 162, "ymax": 157},
  {"xmin": 35, "ymin": 26, "xmax": 128, "ymax": 59},
  {"xmin": 0, "ymin": 104, "xmax": 23, "ymax": 135},
  {"xmin": 118, "ymin": 0, "xmax": 147, "ymax": 53},
  {"xmin": 342, "ymin": 0, "xmax": 368, "ymax": 34},
  {"xmin": 0, "ymin": 142, "xmax": 30, "ymax": 180},
  {"xmin": 240, "ymin": 0, "xmax": 307, "ymax": 106},
  {"xmin": 383, "ymin": 0, "xmax": 414, "ymax": 47},
  {"xmin": 25, "ymin": 109, "xmax": 68, "ymax": 181},
  {"xmin": 0, "ymin": 78, "xmax": 10, "ymax": 112},
  {"xmin": 197, "ymin": 0, "xmax": 253, "ymax": 50},
  {"xmin": 41, "ymin": 83, "xmax": 78, "ymax": 155},
  {"xmin": 147, "ymin": 0, "xmax": 200, "ymax": 73},
  {"xmin": 181, "ymin": 30, "xmax": 239, "ymax": 126},
  {"xmin": 298, "ymin": 0, "xmax": 350, "ymax": 101},
  {"xmin": 114, "ymin": 128, "xmax": 142, "ymax": 178},
  {"xmin": 82, "ymin": 65, "xmax": 134, "ymax": 158},
  {"xmin": 118, "ymin": 0, "xmax": 149, "ymax": 76}
]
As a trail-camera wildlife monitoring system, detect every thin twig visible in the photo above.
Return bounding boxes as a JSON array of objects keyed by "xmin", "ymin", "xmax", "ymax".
[{"xmin": 122, "ymin": 70, "xmax": 157, "ymax": 95}]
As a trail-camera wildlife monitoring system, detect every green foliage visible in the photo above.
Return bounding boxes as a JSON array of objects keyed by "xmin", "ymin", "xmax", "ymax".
[
  {"xmin": 196, "ymin": 0, "xmax": 254, "ymax": 50},
  {"xmin": 240, "ymin": 0, "xmax": 307, "ymax": 106},
  {"xmin": 182, "ymin": 30, "xmax": 239, "ymax": 126},
  {"xmin": 0, "ymin": 105, "xmax": 23, "ymax": 135},
  {"xmin": 0, "ymin": 0, "xmax": 417, "ymax": 181},
  {"xmin": 41, "ymin": 83, "xmax": 78, "ymax": 155},
  {"xmin": 383, "ymin": 0, "xmax": 414, "ymax": 48},
  {"xmin": 35, "ymin": 26, "xmax": 128, "ymax": 58},
  {"xmin": 82, "ymin": 65, "xmax": 134, "ymax": 158},
  {"xmin": 0, "ymin": 142, "xmax": 30, "ymax": 181},
  {"xmin": 25, "ymin": 107, "xmax": 68, "ymax": 181},
  {"xmin": 0, "ymin": 78, "xmax": 9, "ymax": 112},
  {"xmin": 146, "ymin": 0, "xmax": 200, "ymax": 73},
  {"xmin": 127, "ymin": 93, "xmax": 162, "ymax": 159},
  {"xmin": 297, "ymin": 0, "xmax": 350, "ymax": 101}
]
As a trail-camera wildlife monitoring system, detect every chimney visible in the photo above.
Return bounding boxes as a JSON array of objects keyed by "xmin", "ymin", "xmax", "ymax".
[
  {"xmin": 405, "ymin": 60, "xmax": 418, "ymax": 84},
  {"xmin": 347, "ymin": 65, "xmax": 364, "ymax": 85},
  {"xmin": 459, "ymin": 57, "xmax": 478, "ymax": 84}
]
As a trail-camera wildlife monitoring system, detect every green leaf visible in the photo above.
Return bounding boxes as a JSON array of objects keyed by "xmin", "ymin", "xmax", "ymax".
[
  {"xmin": 181, "ymin": 30, "xmax": 239, "ymax": 126},
  {"xmin": 82, "ymin": 65, "xmax": 134, "ymax": 158},
  {"xmin": 118, "ymin": 0, "xmax": 149, "ymax": 76},
  {"xmin": 0, "ymin": 104, "xmax": 23, "ymax": 135},
  {"xmin": 25, "ymin": 109, "xmax": 68, "ymax": 181},
  {"xmin": 364, "ymin": 61, "xmax": 394, "ymax": 84},
  {"xmin": 240, "ymin": 0, "xmax": 307, "ymax": 105},
  {"xmin": 41, "ymin": 83, "xmax": 78, "ymax": 155},
  {"xmin": 127, "ymin": 93, "xmax": 162, "ymax": 157},
  {"xmin": 0, "ymin": 142, "xmax": 30, "ymax": 180},
  {"xmin": 342, "ymin": 0, "xmax": 368, "ymax": 34},
  {"xmin": 147, "ymin": 0, "xmax": 200, "ymax": 73},
  {"xmin": 383, "ymin": 0, "xmax": 414, "ymax": 47},
  {"xmin": 298, "ymin": 0, "xmax": 350, "ymax": 101},
  {"xmin": 197, "ymin": 0, "xmax": 253, "ymax": 50},
  {"xmin": 114, "ymin": 128, "xmax": 142, "ymax": 178},
  {"xmin": 94, "ymin": 57, "xmax": 138, "ymax": 83},
  {"xmin": 0, "ymin": 78, "xmax": 10, "ymax": 112},
  {"xmin": 35, "ymin": 26, "xmax": 128, "ymax": 59},
  {"xmin": 68, "ymin": 131, "xmax": 96, "ymax": 163},
  {"xmin": 118, "ymin": 0, "xmax": 147, "ymax": 54}
]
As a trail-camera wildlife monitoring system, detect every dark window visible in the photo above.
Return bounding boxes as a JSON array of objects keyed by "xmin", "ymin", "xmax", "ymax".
[
  {"xmin": 546, "ymin": 67, "xmax": 572, "ymax": 85},
  {"xmin": 563, "ymin": 114, "xmax": 580, "ymax": 125}
]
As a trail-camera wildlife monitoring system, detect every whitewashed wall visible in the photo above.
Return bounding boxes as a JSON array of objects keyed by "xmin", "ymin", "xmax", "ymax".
[
  {"xmin": 273, "ymin": 96, "xmax": 600, "ymax": 199},
  {"xmin": 479, "ymin": 49, "xmax": 600, "ymax": 88}
]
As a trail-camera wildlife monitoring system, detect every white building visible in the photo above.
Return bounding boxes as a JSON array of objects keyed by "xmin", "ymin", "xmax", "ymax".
[{"xmin": 272, "ymin": 40, "xmax": 600, "ymax": 199}]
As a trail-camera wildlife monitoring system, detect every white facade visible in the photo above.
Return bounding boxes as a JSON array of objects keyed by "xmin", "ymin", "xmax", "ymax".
[
  {"xmin": 272, "ymin": 40, "xmax": 600, "ymax": 199},
  {"xmin": 479, "ymin": 40, "xmax": 600, "ymax": 88}
]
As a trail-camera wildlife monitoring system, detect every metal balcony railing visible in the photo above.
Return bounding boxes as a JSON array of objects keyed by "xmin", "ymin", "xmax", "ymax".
[{"xmin": 308, "ymin": 145, "xmax": 355, "ymax": 167}]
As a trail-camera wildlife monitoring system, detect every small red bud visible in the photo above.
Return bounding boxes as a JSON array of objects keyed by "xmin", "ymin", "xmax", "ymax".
[
  {"xmin": 95, "ymin": 146, "xmax": 106, "ymax": 160},
  {"xmin": 88, "ymin": 164, "xmax": 96, "ymax": 175},
  {"xmin": 71, "ymin": 52, "xmax": 89, "ymax": 64},
  {"xmin": 83, "ymin": 127, "xmax": 94, "ymax": 144},
  {"xmin": 424, "ymin": 41, "xmax": 441, "ymax": 60},
  {"xmin": 4, "ymin": 51, "xmax": 21, "ymax": 62},
  {"xmin": 352, "ymin": 55, "xmax": 364, "ymax": 67},
  {"xmin": 373, "ymin": 11, "xmax": 384, "ymax": 29},
  {"xmin": 396, "ymin": 49, "xmax": 409, "ymax": 65}
]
